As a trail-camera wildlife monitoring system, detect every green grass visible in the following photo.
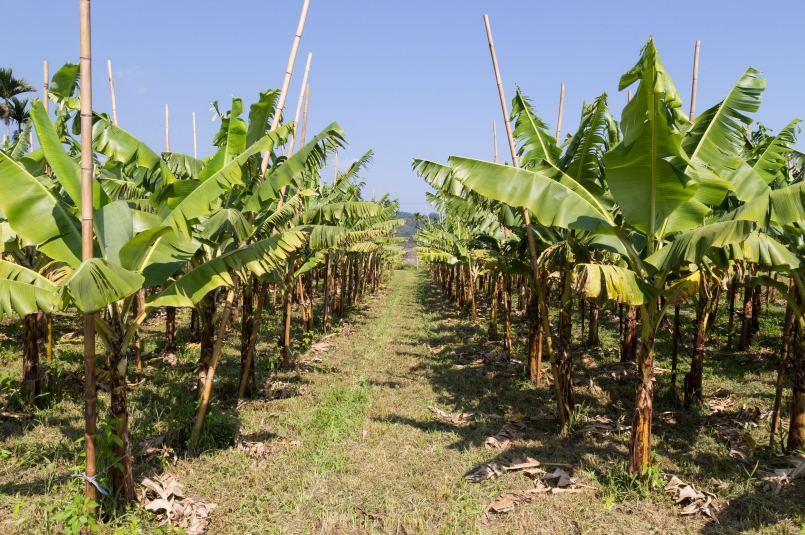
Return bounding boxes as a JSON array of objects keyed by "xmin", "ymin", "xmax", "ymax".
[{"xmin": 0, "ymin": 270, "xmax": 804, "ymax": 534}]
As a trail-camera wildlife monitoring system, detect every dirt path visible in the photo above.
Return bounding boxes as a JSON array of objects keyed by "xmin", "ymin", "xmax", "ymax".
[{"xmin": 187, "ymin": 268, "xmax": 710, "ymax": 535}]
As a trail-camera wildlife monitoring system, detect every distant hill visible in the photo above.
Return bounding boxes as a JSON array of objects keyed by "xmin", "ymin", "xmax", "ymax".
[{"xmin": 394, "ymin": 211, "xmax": 436, "ymax": 241}]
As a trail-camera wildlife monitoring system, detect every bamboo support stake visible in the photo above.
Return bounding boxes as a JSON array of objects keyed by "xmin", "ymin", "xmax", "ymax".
[
  {"xmin": 190, "ymin": 278, "xmax": 239, "ymax": 448},
  {"xmin": 192, "ymin": 112, "xmax": 197, "ymax": 158},
  {"xmin": 260, "ymin": 0, "xmax": 311, "ymax": 175},
  {"xmin": 555, "ymin": 83, "xmax": 565, "ymax": 143},
  {"xmin": 628, "ymin": 90, "xmax": 632, "ymax": 102},
  {"xmin": 290, "ymin": 52, "xmax": 312, "ymax": 156},
  {"xmin": 333, "ymin": 150, "xmax": 338, "ymax": 182},
  {"xmin": 484, "ymin": 13, "xmax": 563, "ymax": 424},
  {"xmin": 482, "ymin": 15, "xmax": 539, "ymax": 280},
  {"xmin": 107, "ymin": 60, "xmax": 118, "ymax": 125},
  {"xmin": 43, "ymin": 61, "xmax": 49, "ymax": 114},
  {"xmin": 165, "ymin": 104, "xmax": 170, "ymax": 151},
  {"xmin": 493, "ymin": 120, "xmax": 498, "ymax": 163},
  {"xmin": 79, "ymin": 0, "xmax": 97, "ymax": 505},
  {"xmin": 300, "ymin": 84, "xmax": 310, "ymax": 147},
  {"xmin": 689, "ymin": 40, "xmax": 701, "ymax": 121}
]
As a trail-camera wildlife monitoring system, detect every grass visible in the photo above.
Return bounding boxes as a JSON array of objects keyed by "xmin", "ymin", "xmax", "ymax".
[{"xmin": 0, "ymin": 268, "xmax": 803, "ymax": 533}]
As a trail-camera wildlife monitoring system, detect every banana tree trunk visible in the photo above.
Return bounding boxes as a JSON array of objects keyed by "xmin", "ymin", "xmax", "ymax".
[
  {"xmin": 727, "ymin": 276, "xmax": 736, "ymax": 348},
  {"xmin": 164, "ymin": 307, "xmax": 176, "ymax": 351},
  {"xmin": 239, "ymin": 281, "xmax": 270, "ymax": 399},
  {"xmin": 339, "ymin": 256, "xmax": 349, "ymax": 317},
  {"xmin": 739, "ymin": 278, "xmax": 753, "ymax": 350},
  {"xmin": 22, "ymin": 313, "xmax": 39, "ymax": 407},
  {"xmin": 621, "ymin": 306, "xmax": 637, "ymax": 362},
  {"xmin": 503, "ymin": 277, "xmax": 512, "ymax": 353},
  {"xmin": 751, "ymin": 284, "xmax": 761, "ymax": 336},
  {"xmin": 556, "ymin": 270, "xmax": 574, "ymax": 432},
  {"xmin": 240, "ymin": 277, "xmax": 256, "ymax": 395},
  {"xmin": 527, "ymin": 289, "xmax": 541, "ymax": 383},
  {"xmin": 197, "ymin": 292, "xmax": 216, "ymax": 398},
  {"xmin": 771, "ymin": 298, "xmax": 794, "ymax": 446},
  {"xmin": 671, "ymin": 305, "xmax": 680, "ymax": 392},
  {"xmin": 685, "ymin": 295, "xmax": 711, "ymax": 407},
  {"xmin": 281, "ymin": 252, "xmax": 296, "ymax": 370},
  {"xmin": 45, "ymin": 313, "xmax": 53, "ymax": 366},
  {"xmin": 588, "ymin": 302, "xmax": 599, "ymax": 348},
  {"xmin": 323, "ymin": 252, "xmax": 332, "ymax": 332},
  {"xmin": 628, "ymin": 310, "xmax": 658, "ymax": 475},
  {"xmin": 537, "ymin": 271, "xmax": 560, "ymax": 407},
  {"xmin": 189, "ymin": 307, "xmax": 199, "ymax": 343},
  {"xmin": 107, "ymin": 341, "xmax": 135, "ymax": 501},
  {"xmin": 488, "ymin": 275, "xmax": 499, "ymax": 341},
  {"xmin": 787, "ymin": 318, "xmax": 805, "ymax": 452}
]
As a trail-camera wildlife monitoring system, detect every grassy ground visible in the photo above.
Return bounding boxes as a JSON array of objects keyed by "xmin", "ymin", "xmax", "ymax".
[{"xmin": 0, "ymin": 268, "xmax": 804, "ymax": 534}]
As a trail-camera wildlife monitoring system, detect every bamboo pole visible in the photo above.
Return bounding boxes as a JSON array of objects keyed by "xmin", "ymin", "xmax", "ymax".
[
  {"xmin": 79, "ymin": 0, "xmax": 97, "ymax": 505},
  {"xmin": 689, "ymin": 40, "xmax": 701, "ymax": 121},
  {"xmin": 190, "ymin": 278, "xmax": 239, "ymax": 448},
  {"xmin": 43, "ymin": 61, "xmax": 49, "ymax": 114},
  {"xmin": 333, "ymin": 149, "xmax": 338, "ymax": 182},
  {"xmin": 555, "ymin": 82, "xmax": 565, "ymax": 143},
  {"xmin": 192, "ymin": 112, "xmax": 197, "ymax": 158},
  {"xmin": 260, "ymin": 0, "xmax": 311, "ymax": 175},
  {"xmin": 165, "ymin": 104, "xmax": 170, "ymax": 152},
  {"xmin": 300, "ymin": 84, "xmax": 310, "ymax": 147},
  {"xmin": 482, "ymin": 15, "xmax": 539, "ymax": 282},
  {"xmin": 628, "ymin": 90, "xmax": 632, "ymax": 102},
  {"xmin": 493, "ymin": 120, "xmax": 498, "ymax": 163},
  {"xmin": 107, "ymin": 60, "xmax": 118, "ymax": 126},
  {"xmin": 290, "ymin": 52, "xmax": 312, "ymax": 155}
]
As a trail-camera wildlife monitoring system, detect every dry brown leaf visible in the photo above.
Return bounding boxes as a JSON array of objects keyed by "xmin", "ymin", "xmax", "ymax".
[
  {"xmin": 485, "ymin": 422, "xmax": 525, "ymax": 449},
  {"xmin": 588, "ymin": 379, "xmax": 603, "ymax": 396},
  {"xmin": 663, "ymin": 474, "xmax": 720, "ymax": 517}
]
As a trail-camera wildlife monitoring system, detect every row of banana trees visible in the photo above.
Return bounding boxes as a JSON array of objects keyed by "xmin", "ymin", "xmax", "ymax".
[
  {"xmin": 413, "ymin": 38, "xmax": 805, "ymax": 476},
  {"xmin": 0, "ymin": 62, "xmax": 404, "ymax": 501}
]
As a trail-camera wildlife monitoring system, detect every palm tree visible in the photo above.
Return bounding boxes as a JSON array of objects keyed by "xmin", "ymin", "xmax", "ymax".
[{"xmin": 0, "ymin": 68, "xmax": 35, "ymax": 140}]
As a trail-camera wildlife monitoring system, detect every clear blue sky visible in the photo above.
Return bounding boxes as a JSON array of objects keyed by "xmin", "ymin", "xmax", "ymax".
[{"xmin": 7, "ymin": 0, "xmax": 805, "ymax": 211}]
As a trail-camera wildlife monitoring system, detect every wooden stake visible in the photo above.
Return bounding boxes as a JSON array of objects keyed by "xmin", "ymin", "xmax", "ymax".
[
  {"xmin": 628, "ymin": 90, "xmax": 632, "ymax": 102},
  {"xmin": 107, "ymin": 60, "xmax": 118, "ymax": 125},
  {"xmin": 79, "ymin": 0, "xmax": 97, "ymax": 505},
  {"xmin": 333, "ymin": 149, "xmax": 338, "ymax": 182},
  {"xmin": 555, "ymin": 82, "xmax": 565, "ymax": 144},
  {"xmin": 689, "ymin": 40, "xmax": 701, "ymax": 121},
  {"xmin": 165, "ymin": 104, "xmax": 170, "ymax": 152},
  {"xmin": 192, "ymin": 112, "xmax": 197, "ymax": 158},
  {"xmin": 260, "ymin": 0, "xmax": 311, "ymax": 175},
  {"xmin": 43, "ymin": 61, "xmax": 49, "ymax": 114},
  {"xmin": 290, "ymin": 52, "xmax": 312, "ymax": 156},
  {"xmin": 493, "ymin": 120, "xmax": 498, "ymax": 163}
]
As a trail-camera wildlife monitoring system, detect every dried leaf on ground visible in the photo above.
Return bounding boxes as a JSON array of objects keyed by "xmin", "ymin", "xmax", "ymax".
[
  {"xmin": 706, "ymin": 398, "xmax": 767, "ymax": 463},
  {"xmin": 426, "ymin": 344, "xmax": 444, "ymax": 354},
  {"xmin": 761, "ymin": 455, "xmax": 805, "ymax": 494},
  {"xmin": 141, "ymin": 474, "xmax": 216, "ymax": 534},
  {"xmin": 481, "ymin": 469, "xmax": 588, "ymax": 522},
  {"xmin": 161, "ymin": 352, "xmax": 178, "ymax": 366},
  {"xmin": 485, "ymin": 421, "xmax": 526, "ymax": 449},
  {"xmin": 465, "ymin": 457, "xmax": 541, "ymax": 482},
  {"xmin": 428, "ymin": 406, "xmax": 502, "ymax": 426},
  {"xmin": 588, "ymin": 379, "xmax": 603, "ymax": 396},
  {"xmin": 663, "ymin": 474, "xmax": 719, "ymax": 518},
  {"xmin": 310, "ymin": 341, "xmax": 332, "ymax": 353},
  {"xmin": 138, "ymin": 435, "xmax": 176, "ymax": 462},
  {"xmin": 264, "ymin": 381, "xmax": 307, "ymax": 400},
  {"xmin": 578, "ymin": 415, "xmax": 630, "ymax": 436}
]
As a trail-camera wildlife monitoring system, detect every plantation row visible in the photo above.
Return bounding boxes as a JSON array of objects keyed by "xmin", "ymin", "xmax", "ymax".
[
  {"xmin": 412, "ymin": 38, "xmax": 805, "ymax": 477},
  {"xmin": 0, "ymin": 59, "xmax": 404, "ymax": 514}
]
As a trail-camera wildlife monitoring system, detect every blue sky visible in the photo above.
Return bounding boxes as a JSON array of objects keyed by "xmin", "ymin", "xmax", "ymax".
[{"xmin": 7, "ymin": 0, "xmax": 805, "ymax": 211}]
